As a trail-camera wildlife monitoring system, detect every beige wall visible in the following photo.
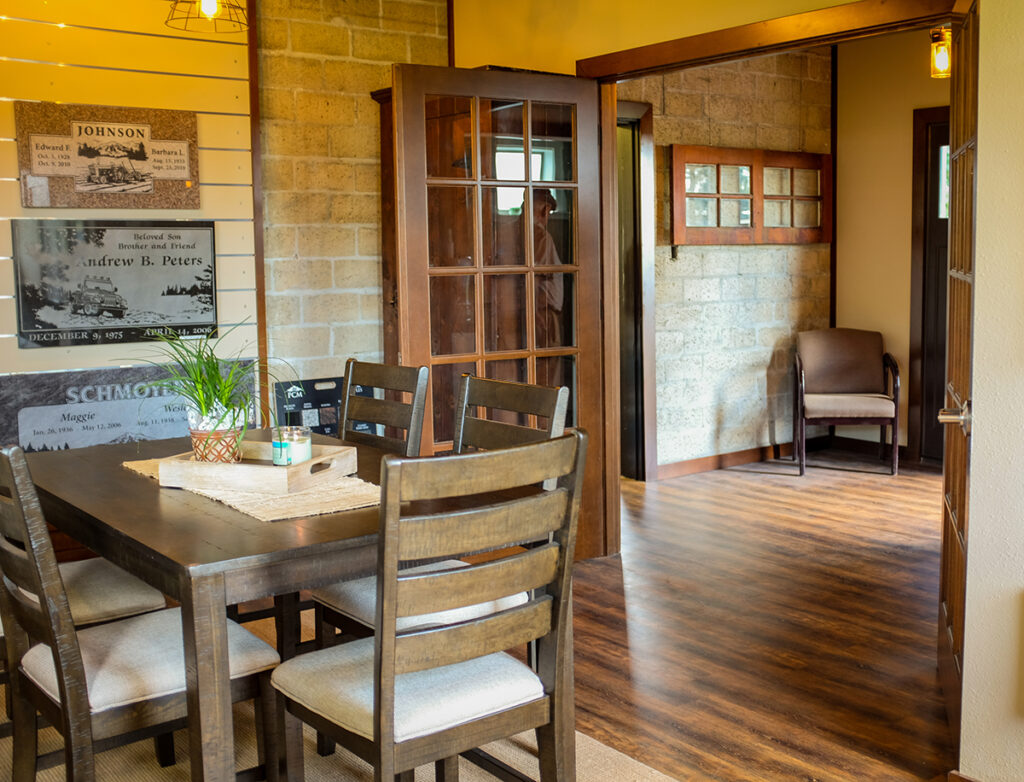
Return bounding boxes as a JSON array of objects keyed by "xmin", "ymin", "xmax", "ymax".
[
  {"xmin": 257, "ymin": 0, "xmax": 447, "ymax": 380},
  {"xmin": 835, "ymin": 30, "xmax": 949, "ymax": 445},
  {"xmin": 452, "ymin": 0, "xmax": 854, "ymax": 75},
  {"xmin": 618, "ymin": 50, "xmax": 832, "ymax": 466},
  {"xmin": 961, "ymin": 2, "xmax": 1024, "ymax": 778}
]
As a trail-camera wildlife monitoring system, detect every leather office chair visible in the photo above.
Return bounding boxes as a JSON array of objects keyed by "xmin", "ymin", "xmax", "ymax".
[
  {"xmin": 793, "ymin": 328, "xmax": 900, "ymax": 475},
  {"xmin": 0, "ymin": 445, "xmax": 281, "ymax": 781},
  {"xmin": 271, "ymin": 431, "xmax": 587, "ymax": 782}
]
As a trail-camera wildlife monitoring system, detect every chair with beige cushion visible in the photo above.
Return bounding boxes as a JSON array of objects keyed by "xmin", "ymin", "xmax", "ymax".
[
  {"xmin": 794, "ymin": 328, "xmax": 900, "ymax": 475},
  {"xmin": 272, "ymin": 430, "xmax": 587, "ymax": 782},
  {"xmin": 0, "ymin": 444, "xmax": 281, "ymax": 781}
]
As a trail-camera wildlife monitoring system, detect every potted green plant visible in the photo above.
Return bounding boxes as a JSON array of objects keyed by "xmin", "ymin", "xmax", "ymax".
[{"xmin": 144, "ymin": 328, "xmax": 257, "ymax": 463}]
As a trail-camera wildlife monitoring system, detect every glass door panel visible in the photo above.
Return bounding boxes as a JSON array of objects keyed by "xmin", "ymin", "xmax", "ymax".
[
  {"xmin": 480, "ymin": 98, "xmax": 526, "ymax": 181},
  {"xmin": 532, "ymin": 102, "xmax": 575, "ymax": 182},
  {"xmin": 425, "ymin": 95, "xmax": 473, "ymax": 178},
  {"xmin": 431, "ymin": 360, "xmax": 475, "ymax": 444},
  {"xmin": 482, "ymin": 186, "xmax": 527, "ymax": 266},
  {"xmin": 535, "ymin": 273, "xmax": 574, "ymax": 348},
  {"xmin": 427, "ymin": 186, "xmax": 475, "ymax": 267},
  {"xmin": 429, "ymin": 275, "xmax": 475, "ymax": 356},
  {"xmin": 484, "ymin": 274, "xmax": 527, "ymax": 351}
]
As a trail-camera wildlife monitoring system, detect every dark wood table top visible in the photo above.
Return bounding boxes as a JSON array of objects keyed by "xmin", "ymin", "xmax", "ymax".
[{"xmin": 25, "ymin": 432, "xmax": 386, "ymax": 598}]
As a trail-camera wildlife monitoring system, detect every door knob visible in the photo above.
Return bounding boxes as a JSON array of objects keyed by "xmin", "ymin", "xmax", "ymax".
[{"xmin": 938, "ymin": 399, "xmax": 971, "ymax": 436}]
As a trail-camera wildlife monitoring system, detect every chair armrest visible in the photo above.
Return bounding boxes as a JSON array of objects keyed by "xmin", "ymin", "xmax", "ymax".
[
  {"xmin": 883, "ymin": 353, "xmax": 900, "ymax": 403},
  {"xmin": 794, "ymin": 352, "xmax": 805, "ymax": 414}
]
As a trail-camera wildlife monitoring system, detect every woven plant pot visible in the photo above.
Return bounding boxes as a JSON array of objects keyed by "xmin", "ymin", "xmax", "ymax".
[{"xmin": 190, "ymin": 427, "xmax": 244, "ymax": 463}]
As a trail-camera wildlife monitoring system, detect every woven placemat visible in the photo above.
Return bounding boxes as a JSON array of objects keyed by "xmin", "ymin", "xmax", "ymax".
[{"xmin": 123, "ymin": 457, "xmax": 380, "ymax": 522}]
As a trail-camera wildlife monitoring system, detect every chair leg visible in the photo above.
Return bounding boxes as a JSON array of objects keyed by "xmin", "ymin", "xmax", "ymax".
[
  {"xmin": 258, "ymin": 674, "xmax": 281, "ymax": 782},
  {"xmin": 395, "ymin": 771, "xmax": 414, "ymax": 782},
  {"xmin": 436, "ymin": 756, "xmax": 460, "ymax": 781},
  {"xmin": 798, "ymin": 417, "xmax": 806, "ymax": 475},
  {"xmin": 536, "ymin": 720, "xmax": 574, "ymax": 782},
  {"xmin": 154, "ymin": 732, "xmax": 176, "ymax": 767},
  {"xmin": 891, "ymin": 419, "xmax": 899, "ymax": 476},
  {"xmin": 313, "ymin": 603, "xmax": 337, "ymax": 756},
  {"xmin": 11, "ymin": 689, "xmax": 37, "ymax": 782}
]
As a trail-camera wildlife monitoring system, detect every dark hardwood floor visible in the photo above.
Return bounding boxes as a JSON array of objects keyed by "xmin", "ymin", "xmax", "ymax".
[{"xmin": 572, "ymin": 449, "xmax": 955, "ymax": 781}]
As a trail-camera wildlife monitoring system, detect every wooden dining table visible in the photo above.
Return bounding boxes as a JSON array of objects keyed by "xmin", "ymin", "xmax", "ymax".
[{"xmin": 25, "ymin": 431, "xmax": 385, "ymax": 782}]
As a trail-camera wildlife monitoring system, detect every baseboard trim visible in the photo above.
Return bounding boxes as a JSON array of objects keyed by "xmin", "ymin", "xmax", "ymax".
[
  {"xmin": 655, "ymin": 442, "xmax": 796, "ymax": 481},
  {"xmin": 947, "ymin": 773, "xmax": 980, "ymax": 782}
]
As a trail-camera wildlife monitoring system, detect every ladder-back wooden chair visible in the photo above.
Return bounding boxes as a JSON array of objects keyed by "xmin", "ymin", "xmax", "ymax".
[
  {"xmin": 0, "ymin": 444, "xmax": 282, "ymax": 782},
  {"xmin": 794, "ymin": 328, "xmax": 900, "ymax": 475},
  {"xmin": 340, "ymin": 358, "xmax": 429, "ymax": 457},
  {"xmin": 272, "ymin": 430, "xmax": 587, "ymax": 782}
]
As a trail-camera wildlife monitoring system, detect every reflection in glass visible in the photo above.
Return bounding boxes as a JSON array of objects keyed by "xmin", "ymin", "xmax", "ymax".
[
  {"xmin": 425, "ymin": 95, "xmax": 473, "ymax": 178},
  {"xmin": 432, "ymin": 361, "xmax": 475, "ymax": 444},
  {"xmin": 793, "ymin": 200, "xmax": 821, "ymax": 228},
  {"xmin": 763, "ymin": 199, "xmax": 792, "ymax": 228},
  {"xmin": 720, "ymin": 165, "xmax": 751, "ymax": 194},
  {"xmin": 483, "ymin": 359, "xmax": 529, "ymax": 426},
  {"xmin": 720, "ymin": 199, "xmax": 752, "ymax": 227},
  {"xmin": 480, "ymin": 98, "xmax": 525, "ymax": 181},
  {"xmin": 535, "ymin": 272, "xmax": 574, "ymax": 348},
  {"xmin": 686, "ymin": 197, "xmax": 717, "ymax": 227},
  {"xmin": 531, "ymin": 102, "xmax": 574, "ymax": 182},
  {"xmin": 939, "ymin": 145, "xmax": 950, "ymax": 219},
  {"xmin": 482, "ymin": 187, "xmax": 526, "ymax": 266},
  {"xmin": 484, "ymin": 274, "xmax": 526, "ymax": 351},
  {"xmin": 427, "ymin": 186, "xmax": 475, "ymax": 267},
  {"xmin": 793, "ymin": 169, "xmax": 820, "ymax": 196},
  {"xmin": 429, "ymin": 276, "xmax": 475, "ymax": 356},
  {"xmin": 534, "ymin": 188, "xmax": 574, "ymax": 267},
  {"xmin": 763, "ymin": 167, "xmax": 791, "ymax": 196},
  {"xmin": 685, "ymin": 164, "xmax": 716, "ymax": 193},
  {"xmin": 536, "ymin": 355, "xmax": 576, "ymax": 425}
]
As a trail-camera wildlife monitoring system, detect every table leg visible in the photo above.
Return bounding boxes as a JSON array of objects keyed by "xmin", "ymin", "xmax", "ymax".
[
  {"xmin": 274, "ymin": 593, "xmax": 305, "ymax": 780},
  {"xmin": 181, "ymin": 572, "xmax": 235, "ymax": 782}
]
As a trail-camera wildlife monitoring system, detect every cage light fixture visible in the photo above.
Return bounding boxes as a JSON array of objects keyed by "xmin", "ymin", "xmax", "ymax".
[
  {"xmin": 930, "ymin": 26, "xmax": 952, "ymax": 78},
  {"xmin": 165, "ymin": 0, "xmax": 248, "ymax": 34}
]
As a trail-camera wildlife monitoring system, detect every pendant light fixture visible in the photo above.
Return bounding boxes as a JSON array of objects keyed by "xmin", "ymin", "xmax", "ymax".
[
  {"xmin": 165, "ymin": 0, "xmax": 248, "ymax": 34},
  {"xmin": 930, "ymin": 26, "xmax": 952, "ymax": 79}
]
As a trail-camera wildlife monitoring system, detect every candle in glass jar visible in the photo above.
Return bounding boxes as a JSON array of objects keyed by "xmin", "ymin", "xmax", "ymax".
[{"xmin": 272, "ymin": 426, "xmax": 312, "ymax": 466}]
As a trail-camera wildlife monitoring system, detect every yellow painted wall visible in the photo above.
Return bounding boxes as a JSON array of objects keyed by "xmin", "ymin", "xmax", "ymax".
[
  {"xmin": 452, "ymin": 0, "xmax": 856, "ymax": 74},
  {"xmin": 835, "ymin": 30, "xmax": 949, "ymax": 444},
  {"xmin": 0, "ymin": 0, "xmax": 257, "ymax": 373}
]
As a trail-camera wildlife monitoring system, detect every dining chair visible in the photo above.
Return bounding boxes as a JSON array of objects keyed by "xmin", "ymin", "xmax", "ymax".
[
  {"xmin": 0, "ymin": 444, "xmax": 282, "ymax": 782},
  {"xmin": 311, "ymin": 375, "xmax": 570, "ymax": 756},
  {"xmin": 793, "ymin": 327, "xmax": 900, "ymax": 475},
  {"xmin": 272, "ymin": 430, "xmax": 587, "ymax": 782},
  {"xmin": 339, "ymin": 358, "xmax": 429, "ymax": 457}
]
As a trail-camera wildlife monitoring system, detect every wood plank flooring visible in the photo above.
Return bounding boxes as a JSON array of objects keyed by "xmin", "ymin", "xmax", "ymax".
[{"xmin": 572, "ymin": 450, "xmax": 955, "ymax": 781}]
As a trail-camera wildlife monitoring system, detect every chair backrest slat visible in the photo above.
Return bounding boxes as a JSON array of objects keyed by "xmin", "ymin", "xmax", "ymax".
[
  {"xmin": 393, "ymin": 598, "xmax": 552, "ymax": 675},
  {"xmin": 397, "ymin": 491, "xmax": 567, "ymax": 561},
  {"xmin": 453, "ymin": 375, "xmax": 568, "ymax": 454},
  {"xmin": 396, "ymin": 544, "xmax": 559, "ymax": 617},
  {"xmin": 340, "ymin": 358, "xmax": 428, "ymax": 457}
]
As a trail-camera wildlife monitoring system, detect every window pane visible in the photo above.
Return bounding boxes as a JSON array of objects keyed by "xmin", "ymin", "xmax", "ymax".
[
  {"xmin": 482, "ymin": 186, "xmax": 526, "ymax": 266},
  {"xmin": 484, "ymin": 274, "xmax": 526, "ymax": 351},
  {"xmin": 425, "ymin": 95, "xmax": 473, "ymax": 178},
  {"xmin": 429, "ymin": 276, "xmax": 475, "ymax": 355},
  {"xmin": 480, "ymin": 98, "xmax": 525, "ymax": 181},
  {"xmin": 793, "ymin": 168, "xmax": 819, "ymax": 196},
  {"xmin": 531, "ymin": 102, "xmax": 574, "ymax": 182},
  {"xmin": 720, "ymin": 198, "xmax": 752, "ymax": 227},
  {"xmin": 686, "ymin": 197, "xmax": 717, "ymax": 227},
  {"xmin": 793, "ymin": 200, "xmax": 821, "ymax": 228},
  {"xmin": 720, "ymin": 165, "xmax": 751, "ymax": 194},
  {"xmin": 685, "ymin": 164, "xmax": 716, "ymax": 194},
  {"xmin": 432, "ymin": 361, "xmax": 475, "ymax": 444},
  {"xmin": 939, "ymin": 144, "xmax": 950, "ymax": 219},
  {"xmin": 763, "ymin": 199, "xmax": 792, "ymax": 227},
  {"xmin": 427, "ymin": 186, "xmax": 475, "ymax": 267},
  {"xmin": 536, "ymin": 355, "xmax": 576, "ymax": 425},
  {"xmin": 536, "ymin": 272, "xmax": 573, "ymax": 348},
  {"xmin": 534, "ymin": 188, "xmax": 574, "ymax": 267},
  {"xmin": 763, "ymin": 167, "xmax": 791, "ymax": 196}
]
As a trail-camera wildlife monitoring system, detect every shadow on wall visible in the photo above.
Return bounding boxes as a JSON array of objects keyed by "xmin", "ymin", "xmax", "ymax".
[{"xmin": 766, "ymin": 335, "xmax": 797, "ymax": 452}]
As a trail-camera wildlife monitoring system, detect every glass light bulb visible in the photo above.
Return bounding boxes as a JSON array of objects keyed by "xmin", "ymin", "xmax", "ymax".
[
  {"xmin": 199, "ymin": 0, "xmax": 219, "ymax": 19},
  {"xmin": 934, "ymin": 45, "xmax": 950, "ymax": 74}
]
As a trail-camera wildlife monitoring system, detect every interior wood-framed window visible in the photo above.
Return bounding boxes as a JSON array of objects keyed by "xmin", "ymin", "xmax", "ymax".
[{"xmin": 671, "ymin": 145, "xmax": 832, "ymax": 246}]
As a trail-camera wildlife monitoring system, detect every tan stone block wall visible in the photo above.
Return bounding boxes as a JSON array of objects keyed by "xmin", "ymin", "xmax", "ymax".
[
  {"xmin": 258, "ymin": 0, "xmax": 447, "ymax": 380},
  {"xmin": 620, "ymin": 49, "xmax": 832, "ymax": 466}
]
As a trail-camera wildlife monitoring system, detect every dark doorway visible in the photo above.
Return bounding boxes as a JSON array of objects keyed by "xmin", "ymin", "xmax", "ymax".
[
  {"xmin": 618, "ymin": 118, "xmax": 644, "ymax": 479},
  {"xmin": 911, "ymin": 105, "xmax": 950, "ymax": 462}
]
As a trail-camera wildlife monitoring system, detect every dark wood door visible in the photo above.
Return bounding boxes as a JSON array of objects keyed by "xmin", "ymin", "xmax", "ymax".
[
  {"xmin": 937, "ymin": 2, "xmax": 977, "ymax": 757},
  {"xmin": 381, "ymin": 64, "xmax": 606, "ymax": 558}
]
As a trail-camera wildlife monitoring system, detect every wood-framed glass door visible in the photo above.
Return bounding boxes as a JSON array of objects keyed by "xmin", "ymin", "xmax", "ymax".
[{"xmin": 382, "ymin": 64, "xmax": 606, "ymax": 558}]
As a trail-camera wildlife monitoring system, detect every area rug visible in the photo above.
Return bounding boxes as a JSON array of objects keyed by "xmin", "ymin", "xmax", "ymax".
[{"xmin": 0, "ymin": 696, "xmax": 677, "ymax": 781}]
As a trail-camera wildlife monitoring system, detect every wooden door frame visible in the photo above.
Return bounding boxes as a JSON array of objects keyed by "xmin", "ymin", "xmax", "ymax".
[{"xmin": 910, "ymin": 104, "xmax": 951, "ymax": 462}]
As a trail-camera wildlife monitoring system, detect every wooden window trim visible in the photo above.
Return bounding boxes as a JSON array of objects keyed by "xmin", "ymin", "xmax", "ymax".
[{"xmin": 671, "ymin": 145, "xmax": 833, "ymax": 246}]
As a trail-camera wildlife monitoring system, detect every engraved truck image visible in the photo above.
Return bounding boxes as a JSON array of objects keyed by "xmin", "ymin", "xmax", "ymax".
[
  {"xmin": 70, "ymin": 275, "xmax": 127, "ymax": 318},
  {"xmin": 86, "ymin": 160, "xmax": 143, "ymax": 184}
]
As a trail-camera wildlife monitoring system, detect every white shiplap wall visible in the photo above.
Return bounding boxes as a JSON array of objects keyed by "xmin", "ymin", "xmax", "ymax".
[{"xmin": 0, "ymin": 0, "xmax": 258, "ymax": 373}]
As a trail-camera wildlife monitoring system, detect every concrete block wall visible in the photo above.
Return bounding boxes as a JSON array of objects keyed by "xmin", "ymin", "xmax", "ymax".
[
  {"xmin": 618, "ymin": 49, "xmax": 832, "ymax": 466},
  {"xmin": 257, "ymin": 0, "xmax": 447, "ymax": 380}
]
